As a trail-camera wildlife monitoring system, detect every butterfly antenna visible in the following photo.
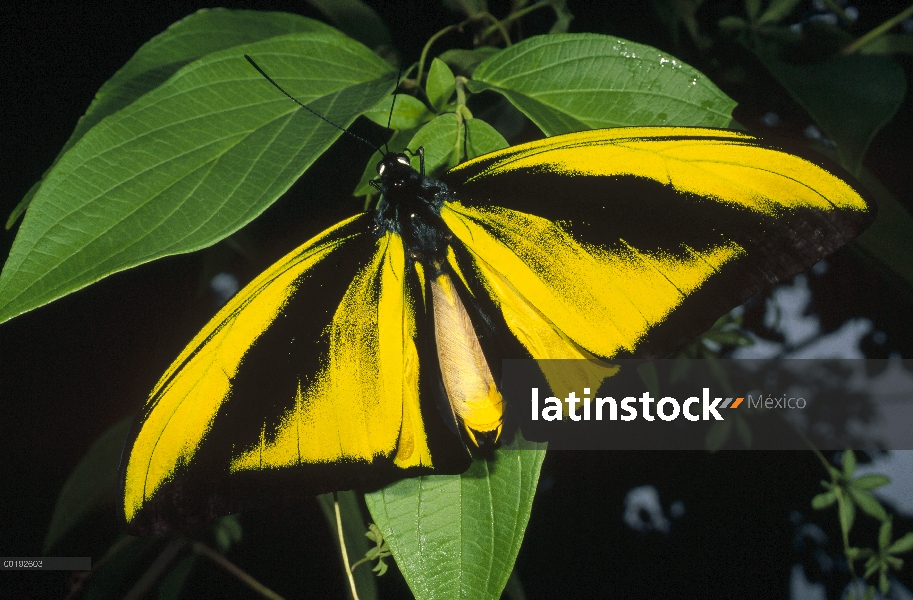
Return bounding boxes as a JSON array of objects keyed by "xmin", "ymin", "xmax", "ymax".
[
  {"xmin": 244, "ymin": 55, "xmax": 383, "ymax": 156},
  {"xmin": 384, "ymin": 63, "xmax": 404, "ymax": 155}
]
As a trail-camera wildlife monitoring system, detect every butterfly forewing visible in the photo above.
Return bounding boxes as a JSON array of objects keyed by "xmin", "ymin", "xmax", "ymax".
[{"xmin": 440, "ymin": 127, "xmax": 873, "ymax": 360}]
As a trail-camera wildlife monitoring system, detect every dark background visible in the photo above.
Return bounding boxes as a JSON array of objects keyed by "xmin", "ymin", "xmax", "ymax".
[{"xmin": 2, "ymin": 1, "xmax": 912, "ymax": 598}]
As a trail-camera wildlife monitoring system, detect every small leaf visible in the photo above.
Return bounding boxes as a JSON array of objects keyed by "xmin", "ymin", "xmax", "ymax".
[
  {"xmin": 469, "ymin": 33, "xmax": 735, "ymax": 136},
  {"xmin": 426, "ymin": 58, "xmax": 457, "ymax": 112},
  {"xmin": 406, "ymin": 114, "xmax": 463, "ymax": 176},
  {"xmin": 843, "ymin": 449, "xmax": 857, "ymax": 478},
  {"xmin": 879, "ymin": 571, "xmax": 889, "ymax": 594},
  {"xmin": 43, "ymin": 418, "xmax": 132, "ymax": 554},
  {"xmin": 0, "ymin": 34, "xmax": 394, "ymax": 325},
  {"xmin": 718, "ymin": 16, "xmax": 748, "ymax": 31},
  {"xmin": 438, "ymin": 47, "xmax": 501, "ymax": 77},
  {"xmin": 757, "ymin": 0, "xmax": 803, "ymax": 25},
  {"xmin": 364, "ymin": 431, "xmax": 546, "ymax": 600},
  {"xmin": 811, "ymin": 491, "xmax": 837, "ymax": 510},
  {"xmin": 464, "ymin": 118, "xmax": 510, "ymax": 159},
  {"xmin": 851, "ymin": 489, "xmax": 888, "ymax": 522},
  {"xmin": 840, "ymin": 494, "xmax": 857, "ymax": 533},
  {"xmin": 887, "ymin": 532, "xmax": 913, "ymax": 555},
  {"xmin": 637, "ymin": 362, "xmax": 660, "ymax": 398},
  {"xmin": 879, "ymin": 518, "xmax": 893, "ymax": 549},
  {"xmin": 362, "ymin": 94, "xmax": 435, "ymax": 130},
  {"xmin": 303, "ymin": 0, "xmax": 393, "ymax": 51},
  {"xmin": 852, "ymin": 474, "xmax": 891, "ymax": 491}
]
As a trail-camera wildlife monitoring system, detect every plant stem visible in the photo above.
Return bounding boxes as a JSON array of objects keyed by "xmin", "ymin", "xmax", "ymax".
[
  {"xmin": 842, "ymin": 4, "xmax": 913, "ymax": 54},
  {"xmin": 417, "ymin": 21, "xmax": 471, "ymax": 86},
  {"xmin": 193, "ymin": 541, "xmax": 286, "ymax": 600},
  {"xmin": 334, "ymin": 493, "xmax": 361, "ymax": 600},
  {"xmin": 124, "ymin": 537, "xmax": 187, "ymax": 600}
]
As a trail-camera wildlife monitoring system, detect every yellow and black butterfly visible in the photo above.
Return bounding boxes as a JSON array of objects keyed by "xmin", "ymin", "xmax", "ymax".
[{"xmin": 118, "ymin": 74, "xmax": 873, "ymax": 534}]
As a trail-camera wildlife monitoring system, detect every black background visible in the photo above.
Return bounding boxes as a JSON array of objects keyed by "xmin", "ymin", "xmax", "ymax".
[{"xmin": 2, "ymin": 1, "xmax": 912, "ymax": 598}]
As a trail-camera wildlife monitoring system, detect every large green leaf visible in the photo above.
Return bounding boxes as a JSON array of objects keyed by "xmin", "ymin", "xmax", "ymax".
[
  {"xmin": 43, "ymin": 418, "xmax": 132, "ymax": 554},
  {"xmin": 364, "ymin": 433, "xmax": 546, "ymax": 600},
  {"xmin": 755, "ymin": 54, "xmax": 906, "ymax": 176},
  {"xmin": 468, "ymin": 33, "xmax": 736, "ymax": 134},
  {"xmin": 6, "ymin": 9, "xmax": 338, "ymax": 229},
  {"xmin": 0, "ymin": 33, "xmax": 394, "ymax": 325}
]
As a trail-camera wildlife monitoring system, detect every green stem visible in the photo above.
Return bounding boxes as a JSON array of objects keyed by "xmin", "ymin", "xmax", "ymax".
[
  {"xmin": 417, "ymin": 21, "xmax": 470, "ymax": 86},
  {"xmin": 334, "ymin": 493, "xmax": 361, "ymax": 600},
  {"xmin": 776, "ymin": 412, "xmax": 861, "ymax": 583},
  {"xmin": 193, "ymin": 541, "xmax": 286, "ymax": 600},
  {"xmin": 477, "ymin": 12, "xmax": 512, "ymax": 46},
  {"xmin": 480, "ymin": 1, "xmax": 551, "ymax": 40},
  {"xmin": 842, "ymin": 4, "xmax": 913, "ymax": 54},
  {"xmin": 124, "ymin": 538, "xmax": 187, "ymax": 600}
]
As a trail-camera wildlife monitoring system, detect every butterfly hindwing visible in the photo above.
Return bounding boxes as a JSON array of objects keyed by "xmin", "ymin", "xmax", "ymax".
[
  {"xmin": 120, "ymin": 215, "xmax": 467, "ymax": 534},
  {"xmin": 440, "ymin": 126, "xmax": 873, "ymax": 361}
]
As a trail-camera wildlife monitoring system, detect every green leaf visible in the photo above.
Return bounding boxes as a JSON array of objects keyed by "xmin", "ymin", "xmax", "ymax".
[
  {"xmin": 362, "ymin": 94, "xmax": 435, "ymax": 130},
  {"xmin": 705, "ymin": 419, "xmax": 732, "ymax": 452},
  {"xmin": 364, "ymin": 431, "xmax": 546, "ymax": 600},
  {"xmin": 887, "ymin": 532, "xmax": 913, "ymax": 555},
  {"xmin": 718, "ymin": 16, "xmax": 748, "ymax": 31},
  {"xmin": 848, "ymin": 487, "xmax": 888, "ymax": 521},
  {"xmin": 403, "ymin": 115, "xmax": 509, "ymax": 178},
  {"xmin": 318, "ymin": 491, "xmax": 379, "ymax": 600},
  {"xmin": 879, "ymin": 518, "xmax": 893, "ymax": 549},
  {"xmin": 853, "ymin": 474, "xmax": 891, "ymax": 491},
  {"xmin": 464, "ymin": 118, "xmax": 510, "ymax": 158},
  {"xmin": 0, "ymin": 33, "xmax": 394, "ymax": 325},
  {"xmin": 6, "ymin": 9, "xmax": 338, "ymax": 230},
  {"xmin": 811, "ymin": 491, "xmax": 837, "ymax": 510},
  {"xmin": 843, "ymin": 449, "xmax": 857, "ymax": 478},
  {"xmin": 427, "ymin": 58, "xmax": 457, "ymax": 112},
  {"xmin": 303, "ymin": 0, "xmax": 393, "ymax": 51},
  {"xmin": 468, "ymin": 33, "xmax": 736, "ymax": 136},
  {"xmin": 879, "ymin": 570, "xmax": 889, "ymax": 594},
  {"xmin": 754, "ymin": 53, "xmax": 906, "ymax": 175},
  {"xmin": 438, "ymin": 48, "xmax": 502, "ymax": 77},
  {"xmin": 840, "ymin": 493, "xmax": 857, "ymax": 533},
  {"xmin": 859, "ymin": 34, "xmax": 913, "ymax": 56},
  {"xmin": 43, "ymin": 418, "xmax": 132, "ymax": 554},
  {"xmin": 757, "ymin": 0, "xmax": 803, "ymax": 25}
]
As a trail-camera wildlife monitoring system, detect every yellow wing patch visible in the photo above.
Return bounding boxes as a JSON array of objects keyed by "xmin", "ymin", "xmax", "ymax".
[
  {"xmin": 440, "ymin": 202, "xmax": 744, "ymax": 360},
  {"xmin": 123, "ymin": 215, "xmax": 364, "ymax": 523},
  {"xmin": 450, "ymin": 127, "xmax": 867, "ymax": 213},
  {"xmin": 229, "ymin": 232, "xmax": 432, "ymax": 472}
]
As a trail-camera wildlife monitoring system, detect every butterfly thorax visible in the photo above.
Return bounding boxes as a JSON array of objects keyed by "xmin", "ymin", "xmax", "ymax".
[{"xmin": 373, "ymin": 152, "xmax": 455, "ymax": 268}]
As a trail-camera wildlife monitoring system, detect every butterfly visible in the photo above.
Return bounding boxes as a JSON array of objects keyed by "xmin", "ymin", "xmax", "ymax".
[{"xmin": 118, "ymin": 71, "xmax": 873, "ymax": 535}]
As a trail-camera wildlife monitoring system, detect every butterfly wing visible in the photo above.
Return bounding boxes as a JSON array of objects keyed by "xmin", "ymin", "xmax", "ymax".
[
  {"xmin": 119, "ymin": 214, "xmax": 467, "ymax": 535},
  {"xmin": 439, "ymin": 127, "xmax": 873, "ymax": 364}
]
